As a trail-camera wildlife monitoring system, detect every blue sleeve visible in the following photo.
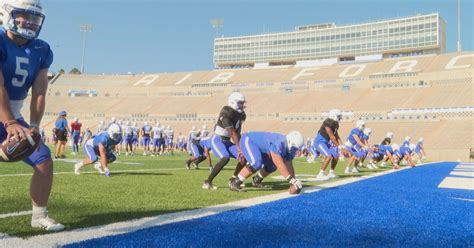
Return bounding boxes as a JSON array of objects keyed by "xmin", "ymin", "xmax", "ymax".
[
  {"xmin": 40, "ymin": 43, "xmax": 53, "ymax": 69},
  {"xmin": 0, "ymin": 41, "xmax": 5, "ymax": 67}
]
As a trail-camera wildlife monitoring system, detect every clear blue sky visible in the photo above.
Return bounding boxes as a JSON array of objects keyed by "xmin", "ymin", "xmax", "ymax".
[{"xmin": 40, "ymin": 0, "xmax": 473, "ymax": 74}]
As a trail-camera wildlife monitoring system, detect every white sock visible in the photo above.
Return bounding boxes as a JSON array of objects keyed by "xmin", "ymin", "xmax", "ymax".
[
  {"xmin": 32, "ymin": 206, "xmax": 47, "ymax": 219},
  {"xmin": 76, "ymin": 161, "xmax": 84, "ymax": 167},
  {"xmin": 319, "ymin": 170, "xmax": 324, "ymax": 176},
  {"xmin": 237, "ymin": 174, "xmax": 246, "ymax": 182},
  {"xmin": 329, "ymin": 169, "xmax": 335, "ymax": 174}
]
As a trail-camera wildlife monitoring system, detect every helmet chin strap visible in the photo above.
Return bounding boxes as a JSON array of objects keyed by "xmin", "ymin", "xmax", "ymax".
[{"xmin": 6, "ymin": 30, "xmax": 28, "ymax": 45}]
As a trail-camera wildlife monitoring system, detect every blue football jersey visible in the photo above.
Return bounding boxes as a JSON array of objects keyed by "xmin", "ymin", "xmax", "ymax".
[
  {"xmin": 347, "ymin": 128, "xmax": 363, "ymax": 145},
  {"xmin": 0, "ymin": 28, "xmax": 53, "ymax": 102},
  {"xmin": 246, "ymin": 132, "xmax": 295, "ymax": 160},
  {"xmin": 92, "ymin": 132, "xmax": 114, "ymax": 153}
]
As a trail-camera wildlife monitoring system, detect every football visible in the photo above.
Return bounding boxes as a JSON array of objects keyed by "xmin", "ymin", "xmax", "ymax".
[
  {"xmin": 0, "ymin": 130, "xmax": 41, "ymax": 162},
  {"xmin": 289, "ymin": 184, "xmax": 302, "ymax": 195}
]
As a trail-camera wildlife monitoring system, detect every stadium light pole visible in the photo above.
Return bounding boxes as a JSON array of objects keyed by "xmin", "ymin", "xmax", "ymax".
[
  {"xmin": 457, "ymin": 0, "xmax": 462, "ymax": 52},
  {"xmin": 210, "ymin": 19, "xmax": 224, "ymax": 37},
  {"xmin": 80, "ymin": 24, "xmax": 93, "ymax": 74}
]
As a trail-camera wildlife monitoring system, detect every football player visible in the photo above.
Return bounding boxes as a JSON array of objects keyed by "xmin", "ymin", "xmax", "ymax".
[
  {"xmin": 151, "ymin": 122, "xmax": 163, "ymax": 156},
  {"xmin": 165, "ymin": 125, "xmax": 174, "ymax": 155},
  {"xmin": 201, "ymin": 125, "xmax": 210, "ymax": 138},
  {"xmin": 187, "ymin": 125, "xmax": 200, "ymax": 154},
  {"xmin": 96, "ymin": 120, "xmax": 106, "ymax": 134},
  {"xmin": 74, "ymin": 123, "xmax": 122, "ymax": 176},
  {"xmin": 415, "ymin": 137, "xmax": 426, "ymax": 163},
  {"xmin": 402, "ymin": 136, "xmax": 411, "ymax": 147},
  {"xmin": 313, "ymin": 109, "xmax": 343, "ymax": 181},
  {"xmin": 70, "ymin": 117, "xmax": 82, "ymax": 155},
  {"xmin": 379, "ymin": 132, "xmax": 394, "ymax": 167},
  {"xmin": 123, "ymin": 121, "xmax": 133, "ymax": 156},
  {"xmin": 203, "ymin": 92, "xmax": 247, "ymax": 190},
  {"xmin": 228, "ymin": 131, "xmax": 304, "ymax": 193},
  {"xmin": 360, "ymin": 128, "xmax": 376, "ymax": 169},
  {"xmin": 394, "ymin": 144, "xmax": 416, "ymax": 167},
  {"xmin": 186, "ymin": 136, "xmax": 215, "ymax": 170},
  {"xmin": 0, "ymin": 0, "xmax": 63, "ymax": 231},
  {"xmin": 141, "ymin": 121, "xmax": 152, "ymax": 156},
  {"xmin": 377, "ymin": 143, "xmax": 399, "ymax": 169},
  {"xmin": 177, "ymin": 132, "xmax": 185, "ymax": 152},
  {"xmin": 343, "ymin": 120, "xmax": 367, "ymax": 174}
]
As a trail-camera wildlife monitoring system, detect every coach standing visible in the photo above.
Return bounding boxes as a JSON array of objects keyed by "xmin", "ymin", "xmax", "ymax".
[{"xmin": 54, "ymin": 110, "xmax": 69, "ymax": 159}]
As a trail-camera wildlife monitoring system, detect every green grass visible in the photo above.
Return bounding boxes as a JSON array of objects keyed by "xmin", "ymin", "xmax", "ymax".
[{"xmin": 0, "ymin": 146, "xmax": 394, "ymax": 237}]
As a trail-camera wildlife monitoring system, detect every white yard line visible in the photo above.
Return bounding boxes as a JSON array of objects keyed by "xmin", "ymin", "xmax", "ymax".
[
  {"xmin": 0, "ymin": 211, "xmax": 32, "ymax": 219},
  {"xmin": 0, "ymin": 162, "xmax": 441, "ymax": 248}
]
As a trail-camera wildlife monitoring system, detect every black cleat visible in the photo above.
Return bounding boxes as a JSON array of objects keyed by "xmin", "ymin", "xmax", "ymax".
[
  {"xmin": 251, "ymin": 176, "xmax": 266, "ymax": 188},
  {"xmin": 229, "ymin": 178, "xmax": 245, "ymax": 192},
  {"xmin": 185, "ymin": 161, "xmax": 191, "ymax": 170}
]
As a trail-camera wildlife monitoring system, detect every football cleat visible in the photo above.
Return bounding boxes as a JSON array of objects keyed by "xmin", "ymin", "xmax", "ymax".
[
  {"xmin": 74, "ymin": 163, "xmax": 82, "ymax": 175},
  {"xmin": 185, "ymin": 161, "xmax": 191, "ymax": 170},
  {"xmin": 351, "ymin": 167, "xmax": 359, "ymax": 173},
  {"xmin": 229, "ymin": 178, "xmax": 245, "ymax": 192},
  {"xmin": 94, "ymin": 162, "xmax": 105, "ymax": 174},
  {"xmin": 251, "ymin": 176, "xmax": 266, "ymax": 188},
  {"xmin": 328, "ymin": 172, "xmax": 339, "ymax": 179},
  {"xmin": 202, "ymin": 181, "xmax": 217, "ymax": 190},
  {"xmin": 344, "ymin": 167, "xmax": 351, "ymax": 174},
  {"xmin": 31, "ymin": 216, "xmax": 64, "ymax": 231},
  {"xmin": 315, "ymin": 174, "xmax": 330, "ymax": 181}
]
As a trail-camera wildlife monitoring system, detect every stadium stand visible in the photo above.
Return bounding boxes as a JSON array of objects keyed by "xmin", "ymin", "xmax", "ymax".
[{"xmin": 27, "ymin": 52, "xmax": 473, "ymax": 161}]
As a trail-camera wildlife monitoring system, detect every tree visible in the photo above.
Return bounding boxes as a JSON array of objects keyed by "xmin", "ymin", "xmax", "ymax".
[
  {"xmin": 69, "ymin": 68, "xmax": 81, "ymax": 74},
  {"xmin": 58, "ymin": 69, "xmax": 65, "ymax": 74}
]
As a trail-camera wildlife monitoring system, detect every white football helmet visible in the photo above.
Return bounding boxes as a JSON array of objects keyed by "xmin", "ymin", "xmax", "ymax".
[
  {"xmin": 386, "ymin": 132, "xmax": 394, "ymax": 139},
  {"xmin": 167, "ymin": 125, "xmax": 171, "ymax": 130},
  {"xmin": 132, "ymin": 122, "xmax": 137, "ymax": 127},
  {"xmin": 156, "ymin": 122, "xmax": 160, "ymax": 127},
  {"xmin": 110, "ymin": 117, "xmax": 116, "ymax": 123},
  {"xmin": 73, "ymin": 117, "xmax": 78, "ymax": 123},
  {"xmin": 191, "ymin": 125, "xmax": 196, "ymax": 131},
  {"xmin": 409, "ymin": 144, "xmax": 416, "ymax": 151},
  {"xmin": 328, "ymin": 109, "xmax": 342, "ymax": 122},
  {"xmin": 0, "ymin": 0, "xmax": 45, "ymax": 40},
  {"xmin": 286, "ymin": 131, "xmax": 304, "ymax": 150},
  {"xmin": 107, "ymin": 123, "xmax": 122, "ymax": 142},
  {"xmin": 356, "ymin": 120, "xmax": 365, "ymax": 130},
  {"xmin": 228, "ymin": 92, "xmax": 246, "ymax": 113},
  {"xmin": 202, "ymin": 125, "xmax": 207, "ymax": 131},
  {"xmin": 391, "ymin": 143, "xmax": 400, "ymax": 151},
  {"xmin": 419, "ymin": 137, "xmax": 424, "ymax": 142},
  {"xmin": 100, "ymin": 120, "xmax": 104, "ymax": 125},
  {"xmin": 363, "ymin": 127, "xmax": 372, "ymax": 136},
  {"xmin": 144, "ymin": 121, "xmax": 148, "ymax": 126},
  {"xmin": 405, "ymin": 136, "xmax": 411, "ymax": 141}
]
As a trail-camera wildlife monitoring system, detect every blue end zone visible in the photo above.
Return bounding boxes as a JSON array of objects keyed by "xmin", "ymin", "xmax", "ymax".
[{"xmin": 67, "ymin": 162, "xmax": 474, "ymax": 247}]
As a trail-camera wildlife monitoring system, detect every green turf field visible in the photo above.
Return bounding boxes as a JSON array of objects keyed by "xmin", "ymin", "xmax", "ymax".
[{"xmin": 0, "ymin": 146, "xmax": 394, "ymax": 237}]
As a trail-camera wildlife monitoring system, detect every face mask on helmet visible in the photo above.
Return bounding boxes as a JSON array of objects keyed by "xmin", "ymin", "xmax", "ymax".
[
  {"xmin": 228, "ymin": 92, "xmax": 246, "ymax": 113},
  {"xmin": 107, "ymin": 124, "xmax": 122, "ymax": 142},
  {"xmin": 1, "ymin": 0, "xmax": 45, "ymax": 40},
  {"xmin": 328, "ymin": 109, "xmax": 342, "ymax": 122}
]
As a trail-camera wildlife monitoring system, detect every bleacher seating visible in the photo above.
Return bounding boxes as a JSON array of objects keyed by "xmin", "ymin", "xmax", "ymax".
[{"xmin": 24, "ymin": 52, "xmax": 473, "ymax": 161}]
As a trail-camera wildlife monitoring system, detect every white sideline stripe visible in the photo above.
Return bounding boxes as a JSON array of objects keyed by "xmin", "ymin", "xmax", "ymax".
[
  {"xmin": 450, "ymin": 197, "xmax": 474, "ymax": 202},
  {"xmin": 450, "ymin": 171, "xmax": 474, "ymax": 177},
  {"xmin": 0, "ymin": 162, "xmax": 441, "ymax": 247},
  {"xmin": 455, "ymin": 166, "xmax": 474, "ymax": 171},
  {"xmin": 0, "ymin": 168, "xmax": 188, "ymax": 178},
  {"xmin": 0, "ymin": 211, "xmax": 32, "ymax": 219}
]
